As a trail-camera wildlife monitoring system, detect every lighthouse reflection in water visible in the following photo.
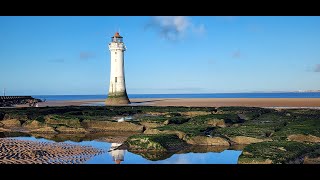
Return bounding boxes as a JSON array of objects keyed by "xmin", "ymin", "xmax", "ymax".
[{"xmin": 109, "ymin": 143, "xmax": 125, "ymax": 164}]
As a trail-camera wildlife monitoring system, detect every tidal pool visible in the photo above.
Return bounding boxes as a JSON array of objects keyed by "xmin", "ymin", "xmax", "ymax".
[{"xmin": 12, "ymin": 136, "xmax": 242, "ymax": 164}]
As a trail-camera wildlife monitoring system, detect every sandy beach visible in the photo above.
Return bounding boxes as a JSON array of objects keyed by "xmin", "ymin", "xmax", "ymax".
[
  {"xmin": 131, "ymin": 98, "xmax": 320, "ymax": 108},
  {"xmin": 14, "ymin": 98, "xmax": 320, "ymax": 108},
  {"xmin": 0, "ymin": 138, "xmax": 104, "ymax": 164}
]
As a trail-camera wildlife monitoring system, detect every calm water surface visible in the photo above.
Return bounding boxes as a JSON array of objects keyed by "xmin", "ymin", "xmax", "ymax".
[
  {"xmin": 33, "ymin": 92, "xmax": 320, "ymax": 101},
  {"xmin": 13, "ymin": 136, "xmax": 242, "ymax": 164}
]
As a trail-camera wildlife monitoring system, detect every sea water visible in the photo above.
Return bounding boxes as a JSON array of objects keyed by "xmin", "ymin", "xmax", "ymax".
[{"xmin": 33, "ymin": 92, "xmax": 320, "ymax": 101}]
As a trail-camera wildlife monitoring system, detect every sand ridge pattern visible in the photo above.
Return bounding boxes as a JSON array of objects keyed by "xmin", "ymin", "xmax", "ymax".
[{"xmin": 0, "ymin": 138, "xmax": 105, "ymax": 164}]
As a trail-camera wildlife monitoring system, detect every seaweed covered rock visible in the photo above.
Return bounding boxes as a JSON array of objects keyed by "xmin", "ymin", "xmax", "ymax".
[
  {"xmin": 129, "ymin": 151, "xmax": 175, "ymax": 161},
  {"xmin": 1, "ymin": 105, "xmax": 320, "ymax": 164},
  {"xmin": 1, "ymin": 119, "xmax": 21, "ymax": 128},
  {"xmin": 82, "ymin": 120, "xmax": 144, "ymax": 132},
  {"xmin": 238, "ymin": 141, "xmax": 320, "ymax": 164},
  {"xmin": 30, "ymin": 126, "xmax": 57, "ymax": 134},
  {"xmin": 178, "ymin": 145, "xmax": 229, "ymax": 153},
  {"xmin": 23, "ymin": 120, "xmax": 45, "ymax": 129},
  {"xmin": 144, "ymin": 128, "xmax": 161, "ymax": 134},
  {"xmin": 56, "ymin": 126, "xmax": 87, "ymax": 134},
  {"xmin": 303, "ymin": 148, "xmax": 320, "ymax": 164},
  {"xmin": 125, "ymin": 134, "xmax": 188, "ymax": 152},
  {"xmin": 230, "ymin": 136, "xmax": 271, "ymax": 145},
  {"xmin": 207, "ymin": 119, "xmax": 227, "ymax": 128},
  {"xmin": 139, "ymin": 122, "xmax": 164, "ymax": 129},
  {"xmin": 237, "ymin": 114, "xmax": 248, "ymax": 121},
  {"xmin": 3, "ymin": 113, "xmax": 28, "ymax": 121},
  {"xmin": 181, "ymin": 111, "xmax": 212, "ymax": 117},
  {"xmin": 185, "ymin": 136, "xmax": 230, "ymax": 146},
  {"xmin": 273, "ymin": 117, "xmax": 320, "ymax": 140},
  {"xmin": 144, "ymin": 129, "xmax": 187, "ymax": 140},
  {"xmin": 163, "ymin": 117, "xmax": 190, "ymax": 125},
  {"xmin": 164, "ymin": 130, "xmax": 187, "ymax": 139},
  {"xmin": 45, "ymin": 115, "xmax": 81, "ymax": 128},
  {"xmin": 287, "ymin": 134, "xmax": 320, "ymax": 143},
  {"xmin": 165, "ymin": 112, "xmax": 182, "ymax": 117}
]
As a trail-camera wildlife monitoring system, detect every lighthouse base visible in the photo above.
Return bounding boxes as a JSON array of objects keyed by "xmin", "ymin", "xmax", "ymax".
[{"xmin": 105, "ymin": 92, "xmax": 130, "ymax": 105}]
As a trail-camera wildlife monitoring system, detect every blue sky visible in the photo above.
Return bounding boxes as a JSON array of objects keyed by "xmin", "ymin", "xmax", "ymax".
[{"xmin": 0, "ymin": 16, "xmax": 320, "ymax": 95}]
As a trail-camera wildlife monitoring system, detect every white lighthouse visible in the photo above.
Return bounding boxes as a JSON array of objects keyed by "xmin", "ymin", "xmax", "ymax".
[{"xmin": 105, "ymin": 32, "xmax": 130, "ymax": 105}]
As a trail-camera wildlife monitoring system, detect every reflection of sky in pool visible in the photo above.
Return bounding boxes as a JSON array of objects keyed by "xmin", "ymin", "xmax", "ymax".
[{"xmin": 12, "ymin": 137, "xmax": 242, "ymax": 164}]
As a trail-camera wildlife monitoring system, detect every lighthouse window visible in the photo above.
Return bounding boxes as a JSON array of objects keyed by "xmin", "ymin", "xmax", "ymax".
[{"xmin": 115, "ymin": 77, "xmax": 117, "ymax": 82}]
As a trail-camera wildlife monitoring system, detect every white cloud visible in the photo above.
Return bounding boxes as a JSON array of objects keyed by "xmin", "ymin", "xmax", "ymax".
[{"xmin": 145, "ymin": 16, "xmax": 205, "ymax": 41}]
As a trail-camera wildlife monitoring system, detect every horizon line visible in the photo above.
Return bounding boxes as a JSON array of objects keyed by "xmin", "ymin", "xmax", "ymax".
[{"xmin": 5, "ymin": 90, "xmax": 318, "ymax": 96}]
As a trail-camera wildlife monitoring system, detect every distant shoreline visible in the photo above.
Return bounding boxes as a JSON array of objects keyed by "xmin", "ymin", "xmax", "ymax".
[
  {"xmin": 13, "ymin": 98, "xmax": 320, "ymax": 108},
  {"xmin": 22, "ymin": 92, "xmax": 320, "ymax": 103}
]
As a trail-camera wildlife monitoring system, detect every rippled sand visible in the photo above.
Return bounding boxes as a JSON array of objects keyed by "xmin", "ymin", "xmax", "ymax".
[{"xmin": 0, "ymin": 138, "xmax": 104, "ymax": 164}]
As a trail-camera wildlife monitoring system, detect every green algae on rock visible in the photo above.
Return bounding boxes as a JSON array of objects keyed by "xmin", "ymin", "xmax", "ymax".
[
  {"xmin": 238, "ymin": 141, "xmax": 320, "ymax": 164},
  {"xmin": 125, "ymin": 134, "xmax": 188, "ymax": 152}
]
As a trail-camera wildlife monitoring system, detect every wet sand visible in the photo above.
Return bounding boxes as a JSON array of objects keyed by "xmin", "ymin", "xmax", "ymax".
[
  {"xmin": 0, "ymin": 138, "xmax": 104, "ymax": 164},
  {"xmin": 15, "ymin": 98, "xmax": 320, "ymax": 108},
  {"xmin": 131, "ymin": 98, "xmax": 320, "ymax": 108}
]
